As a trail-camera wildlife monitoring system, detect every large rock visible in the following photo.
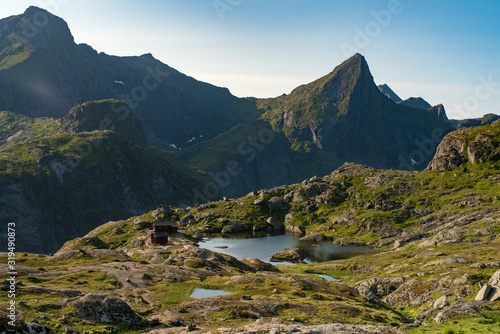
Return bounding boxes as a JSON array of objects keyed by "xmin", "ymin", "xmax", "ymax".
[
  {"xmin": 489, "ymin": 269, "xmax": 500, "ymax": 286},
  {"xmin": 266, "ymin": 217, "xmax": 284, "ymax": 230},
  {"xmin": 433, "ymin": 294, "xmax": 449, "ymax": 309},
  {"xmin": 476, "ymin": 270, "xmax": 500, "ymax": 301},
  {"xmin": 432, "ymin": 300, "xmax": 486, "ymax": 323},
  {"xmin": 266, "ymin": 196, "xmax": 284, "ymax": 211},
  {"xmin": 285, "ymin": 225, "xmax": 304, "ymax": 234},
  {"xmin": 299, "ymin": 233, "xmax": 325, "ymax": 243},
  {"xmin": 270, "ymin": 248, "xmax": 308, "ymax": 262},
  {"xmin": 353, "ymin": 276, "xmax": 407, "ymax": 300},
  {"xmin": 426, "ymin": 130, "xmax": 467, "ymax": 170},
  {"xmin": 385, "ymin": 278, "xmax": 442, "ymax": 307},
  {"xmin": 69, "ymin": 293, "xmax": 140, "ymax": 325}
]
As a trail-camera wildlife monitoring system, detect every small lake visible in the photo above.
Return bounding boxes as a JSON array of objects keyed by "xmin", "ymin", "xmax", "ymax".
[
  {"xmin": 199, "ymin": 233, "xmax": 369, "ymax": 264},
  {"xmin": 313, "ymin": 274, "xmax": 336, "ymax": 281},
  {"xmin": 190, "ymin": 288, "xmax": 232, "ymax": 299}
]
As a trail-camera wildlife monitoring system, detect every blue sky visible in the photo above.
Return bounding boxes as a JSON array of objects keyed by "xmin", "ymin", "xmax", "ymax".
[{"xmin": 2, "ymin": 0, "xmax": 500, "ymax": 119}]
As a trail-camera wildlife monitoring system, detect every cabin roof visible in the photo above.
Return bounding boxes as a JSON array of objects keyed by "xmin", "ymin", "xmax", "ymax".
[{"xmin": 153, "ymin": 221, "xmax": 178, "ymax": 227}]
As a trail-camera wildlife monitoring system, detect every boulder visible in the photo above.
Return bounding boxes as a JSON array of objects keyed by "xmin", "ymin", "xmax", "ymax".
[
  {"xmin": 432, "ymin": 300, "xmax": 486, "ymax": 323},
  {"xmin": 69, "ymin": 293, "xmax": 140, "ymax": 325},
  {"xmin": 253, "ymin": 197, "xmax": 268, "ymax": 206},
  {"xmin": 433, "ymin": 295, "xmax": 449, "ymax": 309},
  {"xmin": 476, "ymin": 227, "xmax": 493, "ymax": 236},
  {"xmin": 292, "ymin": 192, "xmax": 304, "ymax": 203},
  {"xmin": 364, "ymin": 174, "xmax": 394, "ymax": 188},
  {"xmin": 475, "ymin": 284, "xmax": 491, "ymax": 301},
  {"xmin": 266, "ymin": 197, "xmax": 284, "ymax": 211},
  {"xmin": 133, "ymin": 218, "xmax": 150, "ymax": 230},
  {"xmin": 270, "ymin": 248, "xmax": 308, "ymax": 262},
  {"xmin": 488, "ymin": 287, "xmax": 500, "ymax": 302},
  {"xmin": 489, "ymin": 269, "xmax": 500, "ymax": 286},
  {"xmin": 385, "ymin": 278, "xmax": 442, "ymax": 307},
  {"xmin": 353, "ymin": 276, "xmax": 407, "ymax": 300},
  {"xmin": 300, "ymin": 233, "xmax": 325, "ymax": 243},
  {"xmin": 240, "ymin": 258, "xmax": 279, "ymax": 272},
  {"xmin": 267, "ymin": 217, "xmax": 284, "ymax": 230},
  {"xmin": 285, "ymin": 225, "xmax": 304, "ymax": 234},
  {"xmin": 417, "ymin": 239, "xmax": 437, "ymax": 248}
]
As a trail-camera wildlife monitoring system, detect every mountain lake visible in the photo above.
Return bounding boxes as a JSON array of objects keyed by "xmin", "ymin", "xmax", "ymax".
[{"xmin": 198, "ymin": 233, "xmax": 369, "ymax": 265}]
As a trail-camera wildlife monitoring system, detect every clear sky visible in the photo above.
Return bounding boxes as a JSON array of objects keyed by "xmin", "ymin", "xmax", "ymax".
[{"xmin": 2, "ymin": 0, "xmax": 500, "ymax": 119}]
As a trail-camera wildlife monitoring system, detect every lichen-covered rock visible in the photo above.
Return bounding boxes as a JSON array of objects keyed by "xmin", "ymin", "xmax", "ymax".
[
  {"xmin": 266, "ymin": 217, "xmax": 284, "ymax": 230},
  {"xmin": 69, "ymin": 293, "xmax": 140, "ymax": 325},
  {"xmin": 299, "ymin": 233, "xmax": 325, "ymax": 242},
  {"xmin": 241, "ymin": 258, "xmax": 279, "ymax": 272},
  {"xmin": 270, "ymin": 248, "xmax": 308, "ymax": 262},
  {"xmin": 385, "ymin": 278, "xmax": 443, "ymax": 307},
  {"xmin": 354, "ymin": 276, "xmax": 407, "ymax": 300}
]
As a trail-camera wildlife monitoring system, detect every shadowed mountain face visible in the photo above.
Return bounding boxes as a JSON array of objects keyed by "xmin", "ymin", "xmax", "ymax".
[
  {"xmin": 0, "ymin": 6, "xmax": 260, "ymax": 148},
  {"xmin": 398, "ymin": 97, "xmax": 432, "ymax": 110},
  {"xmin": 257, "ymin": 54, "xmax": 453, "ymax": 173}
]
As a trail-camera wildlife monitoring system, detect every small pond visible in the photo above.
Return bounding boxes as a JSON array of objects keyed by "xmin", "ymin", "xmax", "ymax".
[
  {"xmin": 199, "ymin": 233, "xmax": 369, "ymax": 265},
  {"xmin": 313, "ymin": 274, "xmax": 336, "ymax": 281},
  {"xmin": 190, "ymin": 288, "xmax": 232, "ymax": 299}
]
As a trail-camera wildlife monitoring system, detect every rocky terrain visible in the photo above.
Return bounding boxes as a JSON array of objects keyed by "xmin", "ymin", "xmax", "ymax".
[{"xmin": 1, "ymin": 121, "xmax": 500, "ymax": 333}]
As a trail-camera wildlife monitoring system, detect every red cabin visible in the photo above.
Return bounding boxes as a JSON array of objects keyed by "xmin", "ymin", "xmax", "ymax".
[
  {"xmin": 152, "ymin": 221, "xmax": 178, "ymax": 233},
  {"xmin": 151, "ymin": 232, "xmax": 169, "ymax": 245},
  {"xmin": 150, "ymin": 221, "xmax": 178, "ymax": 245}
]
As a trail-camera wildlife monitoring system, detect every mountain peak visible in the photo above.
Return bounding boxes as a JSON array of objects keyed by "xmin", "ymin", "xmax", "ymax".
[
  {"xmin": 24, "ymin": 5, "xmax": 51, "ymax": 16},
  {"xmin": 2, "ymin": 6, "xmax": 75, "ymax": 49}
]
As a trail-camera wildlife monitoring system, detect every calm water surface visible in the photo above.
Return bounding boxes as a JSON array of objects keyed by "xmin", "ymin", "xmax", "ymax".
[
  {"xmin": 190, "ymin": 288, "xmax": 232, "ymax": 299},
  {"xmin": 199, "ymin": 234, "xmax": 369, "ymax": 264}
]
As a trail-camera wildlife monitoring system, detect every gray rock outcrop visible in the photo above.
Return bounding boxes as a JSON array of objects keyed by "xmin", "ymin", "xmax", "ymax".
[{"xmin": 69, "ymin": 293, "xmax": 140, "ymax": 325}]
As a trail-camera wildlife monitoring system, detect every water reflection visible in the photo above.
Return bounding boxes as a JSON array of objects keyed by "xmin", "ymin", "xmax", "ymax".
[
  {"xmin": 313, "ymin": 273, "xmax": 336, "ymax": 281},
  {"xmin": 199, "ymin": 233, "xmax": 369, "ymax": 264}
]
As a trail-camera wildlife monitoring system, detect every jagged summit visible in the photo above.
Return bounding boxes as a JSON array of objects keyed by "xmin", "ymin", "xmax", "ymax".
[
  {"xmin": 377, "ymin": 84, "xmax": 402, "ymax": 103},
  {"xmin": 258, "ymin": 53, "xmax": 452, "ymax": 171}
]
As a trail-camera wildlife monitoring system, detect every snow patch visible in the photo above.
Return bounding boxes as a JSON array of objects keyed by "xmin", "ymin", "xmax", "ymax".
[
  {"xmin": 114, "ymin": 80, "xmax": 125, "ymax": 85},
  {"xmin": 187, "ymin": 137, "xmax": 196, "ymax": 143},
  {"xmin": 169, "ymin": 144, "xmax": 178, "ymax": 149}
]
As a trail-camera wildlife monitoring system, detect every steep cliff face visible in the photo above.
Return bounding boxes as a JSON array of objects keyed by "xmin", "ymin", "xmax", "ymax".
[
  {"xmin": 0, "ymin": 7, "xmax": 260, "ymax": 148},
  {"xmin": 427, "ymin": 119, "xmax": 500, "ymax": 170}
]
